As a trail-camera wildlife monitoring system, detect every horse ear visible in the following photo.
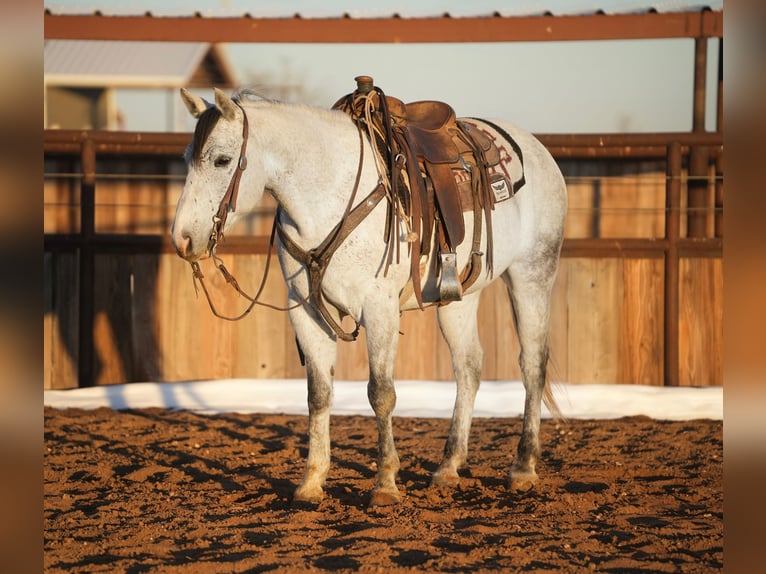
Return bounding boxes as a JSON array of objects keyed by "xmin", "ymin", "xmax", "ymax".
[
  {"xmin": 214, "ymin": 87, "xmax": 239, "ymax": 121},
  {"xmin": 180, "ymin": 88, "xmax": 209, "ymax": 118}
]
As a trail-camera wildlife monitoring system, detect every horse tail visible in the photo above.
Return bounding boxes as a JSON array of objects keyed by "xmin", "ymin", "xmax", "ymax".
[{"xmin": 543, "ymin": 348, "xmax": 566, "ymax": 421}]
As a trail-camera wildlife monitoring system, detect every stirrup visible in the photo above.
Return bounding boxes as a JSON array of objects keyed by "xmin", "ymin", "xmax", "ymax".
[{"xmin": 438, "ymin": 252, "xmax": 463, "ymax": 302}]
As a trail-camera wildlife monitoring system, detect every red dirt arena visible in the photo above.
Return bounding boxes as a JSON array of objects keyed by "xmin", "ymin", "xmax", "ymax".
[{"xmin": 44, "ymin": 407, "xmax": 722, "ymax": 572}]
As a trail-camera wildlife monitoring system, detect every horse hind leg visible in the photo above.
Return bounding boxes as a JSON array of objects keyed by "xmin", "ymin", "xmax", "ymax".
[
  {"xmin": 432, "ymin": 292, "xmax": 483, "ymax": 487},
  {"xmin": 502, "ymin": 259, "xmax": 558, "ymax": 492}
]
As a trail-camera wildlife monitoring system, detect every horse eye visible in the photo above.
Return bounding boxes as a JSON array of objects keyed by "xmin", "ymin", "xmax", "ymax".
[{"xmin": 214, "ymin": 156, "xmax": 232, "ymax": 168}]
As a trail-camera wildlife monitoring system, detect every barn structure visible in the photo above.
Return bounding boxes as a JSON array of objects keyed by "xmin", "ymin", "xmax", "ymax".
[
  {"xmin": 43, "ymin": 6, "xmax": 723, "ymax": 390},
  {"xmin": 44, "ymin": 40, "xmax": 237, "ymax": 130}
]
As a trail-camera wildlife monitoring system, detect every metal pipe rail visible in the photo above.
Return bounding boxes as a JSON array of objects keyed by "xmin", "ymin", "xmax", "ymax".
[
  {"xmin": 44, "ymin": 10, "xmax": 722, "ymax": 44},
  {"xmin": 44, "ymin": 129, "xmax": 724, "ymax": 159}
]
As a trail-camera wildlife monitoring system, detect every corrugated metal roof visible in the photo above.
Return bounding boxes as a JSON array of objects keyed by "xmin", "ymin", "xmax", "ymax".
[
  {"xmin": 44, "ymin": 40, "xmax": 211, "ymax": 87},
  {"xmin": 44, "ymin": 1, "xmax": 722, "ymax": 19}
]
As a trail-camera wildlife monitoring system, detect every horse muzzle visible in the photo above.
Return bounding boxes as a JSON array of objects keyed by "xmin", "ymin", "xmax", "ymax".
[{"xmin": 171, "ymin": 228, "xmax": 210, "ymax": 262}]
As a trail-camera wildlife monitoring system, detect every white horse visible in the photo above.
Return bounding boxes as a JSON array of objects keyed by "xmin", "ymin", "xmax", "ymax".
[{"xmin": 171, "ymin": 87, "xmax": 567, "ymax": 506}]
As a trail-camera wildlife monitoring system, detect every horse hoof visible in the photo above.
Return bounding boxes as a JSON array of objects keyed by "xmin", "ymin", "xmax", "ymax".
[
  {"xmin": 431, "ymin": 470, "xmax": 460, "ymax": 487},
  {"xmin": 508, "ymin": 470, "xmax": 538, "ymax": 492},
  {"xmin": 508, "ymin": 478, "xmax": 535, "ymax": 492},
  {"xmin": 369, "ymin": 488, "xmax": 401, "ymax": 507},
  {"xmin": 293, "ymin": 486, "xmax": 324, "ymax": 505}
]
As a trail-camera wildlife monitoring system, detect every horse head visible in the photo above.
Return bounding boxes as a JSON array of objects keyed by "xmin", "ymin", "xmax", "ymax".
[{"xmin": 171, "ymin": 88, "xmax": 265, "ymax": 261}]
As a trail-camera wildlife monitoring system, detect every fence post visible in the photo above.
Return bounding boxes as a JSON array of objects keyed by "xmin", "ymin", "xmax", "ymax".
[
  {"xmin": 664, "ymin": 142, "xmax": 682, "ymax": 386},
  {"xmin": 687, "ymin": 36, "xmax": 710, "ymax": 237},
  {"xmin": 715, "ymin": 151, "xmax": 723, "ymax": 238},
  {"xmin": 78, "ymin": 137, "xmax": 96, "ymax": 387}
]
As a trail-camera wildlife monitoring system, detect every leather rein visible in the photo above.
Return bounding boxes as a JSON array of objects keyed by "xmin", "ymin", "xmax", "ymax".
[{"xmin": 188, "ymin": 99, "xmax": 383, "ymax": 341}]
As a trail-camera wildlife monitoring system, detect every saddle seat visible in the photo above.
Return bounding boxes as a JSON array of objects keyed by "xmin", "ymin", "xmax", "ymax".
[{"xmin": 385, "ymin": 98, "xmax": 460, "ymax": 164}]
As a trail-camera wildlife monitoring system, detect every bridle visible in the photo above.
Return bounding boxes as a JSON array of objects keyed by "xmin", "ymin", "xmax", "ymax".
[
  {"xmin": 187, "ymin": 99, "xmax": 385, "ymax": 341},
  {"xmin": 188, "ymin": 99, "xmax": 282, "ymax": 318},
  {"xmin": 208, "ymin": 98, "xmax": 250, "ymax": 254}
]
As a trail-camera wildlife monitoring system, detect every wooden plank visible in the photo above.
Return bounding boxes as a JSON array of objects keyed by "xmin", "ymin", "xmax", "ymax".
[
  {"xmin": 335, "ymin": 332, "xmax": 369, "ymax": 381},
  {"xmin": 621, "ymin": 258, "xmax": 664, "ymax": 385},
  {"xmin": 679, "ymin": 258, "xmax": 723, "ymax": 386},
  {"xmin": 44, "ymin": 159, "xmax": 79, "ymax": 234},
  {"xmin": 598, "ymin": 164, "xmax": 666, "ymax": 239},
  {"xmin": 228, "ymin": 254, "xmax": 301, "ymax": 379},
  {"xmin": 396, "ymin": 306, "xmax": 443, "ymax": 380},
  {"xmin": 479, "ymin": 280, "xmax": 521, "ymax": 380},
  {"xmin": 548, "ymin": 261, "xmax": 570, "ymax": 383},
  {"xmin": 93, "ymin": 255, "xmax": 134, "ymax": 385},
  {"xmin": 561, "ymin": 164, "xmax": 598, "ymax": 238},
  {"xmin": 130, "ymin": 254, "xmax": 162, "ymax": 381},
  {"xmin": 560, "ymin": 160, "xmax": 666, "ymax": 240},
  {"xmin": 566, "ymin": 258, "xmax": 622, "ymax": 383},
  {"xmin": 46, "ymin": 253, "xmax": 79, "ymax": 389},
  {"xmin": 92, "ymin": 312, "xmax": 127, "ymax": 385},
  {"xmin": 155, "ymin": 254, "xmax": 205, "ymax": 380},
  {"xmin": 44, "ymin": 254, "xmax": 54, "ymax": 390}
]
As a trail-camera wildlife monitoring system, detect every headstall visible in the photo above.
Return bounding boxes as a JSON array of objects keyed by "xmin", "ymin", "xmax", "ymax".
[{"xmin": 188, "ymin": 99, "xmax": 382, "ymax": 342}]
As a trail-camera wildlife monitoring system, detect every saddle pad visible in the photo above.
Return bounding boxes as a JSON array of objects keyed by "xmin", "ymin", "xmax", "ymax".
[{"xmin": 453, "ymin": 118, "xmax": 526, "ymax": 208}]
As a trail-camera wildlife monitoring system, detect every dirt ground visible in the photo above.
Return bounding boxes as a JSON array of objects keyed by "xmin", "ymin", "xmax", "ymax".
[{"xmin": 44, "ymin": 407, "xmax": 722, "ymax": 573}]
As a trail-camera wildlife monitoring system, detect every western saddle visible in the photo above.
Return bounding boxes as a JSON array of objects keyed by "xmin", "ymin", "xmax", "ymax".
[{"xmin": 333, "ymin": 76, "xmax": 518, "ymax": 306}]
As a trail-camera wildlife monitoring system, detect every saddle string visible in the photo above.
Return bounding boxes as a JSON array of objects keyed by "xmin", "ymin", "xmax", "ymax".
[
  {"xmin": 357, "ymin": 88, "xmax": 418, "ymax": 281},
  {"xmin": 363, "ymin": 90, "xmax": 399, "ymax": 276}
]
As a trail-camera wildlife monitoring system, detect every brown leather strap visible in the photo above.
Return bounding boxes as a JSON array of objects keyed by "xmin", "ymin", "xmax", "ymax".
[
  {"xmin": 190, "ymin": 210, "xmax": 309, "ymax": 321},
  {"xmin": 275, "ymin": 125, "xmax": 385, "ymax": 342},
  {"xmin": 458, "ymin": 175, "xmax": 485, "ymax": 292},
  {"xmin": 208, "ymin": 99, "xmax": 250, "ymax": 252},
  {"xmin": 276, "ymin": 183, "xmax": 386, "ymax": 341}
]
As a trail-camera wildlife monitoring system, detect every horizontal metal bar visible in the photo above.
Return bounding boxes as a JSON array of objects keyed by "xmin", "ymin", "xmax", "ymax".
[
  {"xmin": 538, "ymin": 132, "xmax": 723, "ymax": 148},
  {"xmin": 44, "ymin": 130, "xmax": 723, "ymax": 160},
  {"xmin": 44, "ymin": 172, "xmax": 187, "ymax": 181},
  {"xmin": 43, "ymin": 233, "xmax": 274, "ymax": 254},
  {"xmin": 44, "ymin": 130, "xmax": 191, "ymax": 156},
  {"xmin": 562, "ymin": 238, "xmax": 669, "ymax": 258},
  {"xmin": 44, "ymin": 233, "xmax": 722, "ymax": 258},
  {"xmin": 43, "ymin": 11, "xmax": 723, "ymax": 43},
  {"xmin": 678, "ymin": 237, "xmax": 722, "ymax": 257},
  {"xmin": 561, "ymin": 237, "xmax": 722, "ymax": 258}
]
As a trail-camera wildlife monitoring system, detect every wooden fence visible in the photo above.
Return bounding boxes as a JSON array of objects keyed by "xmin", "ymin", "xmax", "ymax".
[{"xmin": 43, "ymin": 130, "xmax": 723, "ymax": 389}]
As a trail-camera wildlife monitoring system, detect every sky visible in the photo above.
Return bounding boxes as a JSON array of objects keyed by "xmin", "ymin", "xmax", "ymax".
[{"xmin": 45, "ymin": 0, "xmax": 723, "ymax": 133}]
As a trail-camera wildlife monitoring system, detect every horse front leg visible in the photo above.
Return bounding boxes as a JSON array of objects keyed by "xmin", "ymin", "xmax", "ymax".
[
  {"xmin": 289, "ymin": 306, "xmax": 338, "ymax": 504},
  {"xmin": 364, "ymin": 303, "xmax": 402, "ymax": 506}
]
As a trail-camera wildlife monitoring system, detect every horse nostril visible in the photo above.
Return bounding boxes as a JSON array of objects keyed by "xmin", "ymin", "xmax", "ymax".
[{"xmin": 177, "ymin": 234, "xmax": 192, "ymax": 258}]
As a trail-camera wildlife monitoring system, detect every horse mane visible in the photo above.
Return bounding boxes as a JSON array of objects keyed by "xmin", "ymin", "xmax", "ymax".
[
  {"xmin": 233, "ymin": 87, "xmax": 346, "ymax": 125},
  {"xmin": 231, "ymin": 87, "xmax": 276, "ymax": 103}
]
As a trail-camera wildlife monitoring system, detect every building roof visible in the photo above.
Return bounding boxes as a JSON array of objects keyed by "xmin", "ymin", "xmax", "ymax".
[{"xmin": 44, "ymin": 40, "xmax": 236, "ymax": 88}]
